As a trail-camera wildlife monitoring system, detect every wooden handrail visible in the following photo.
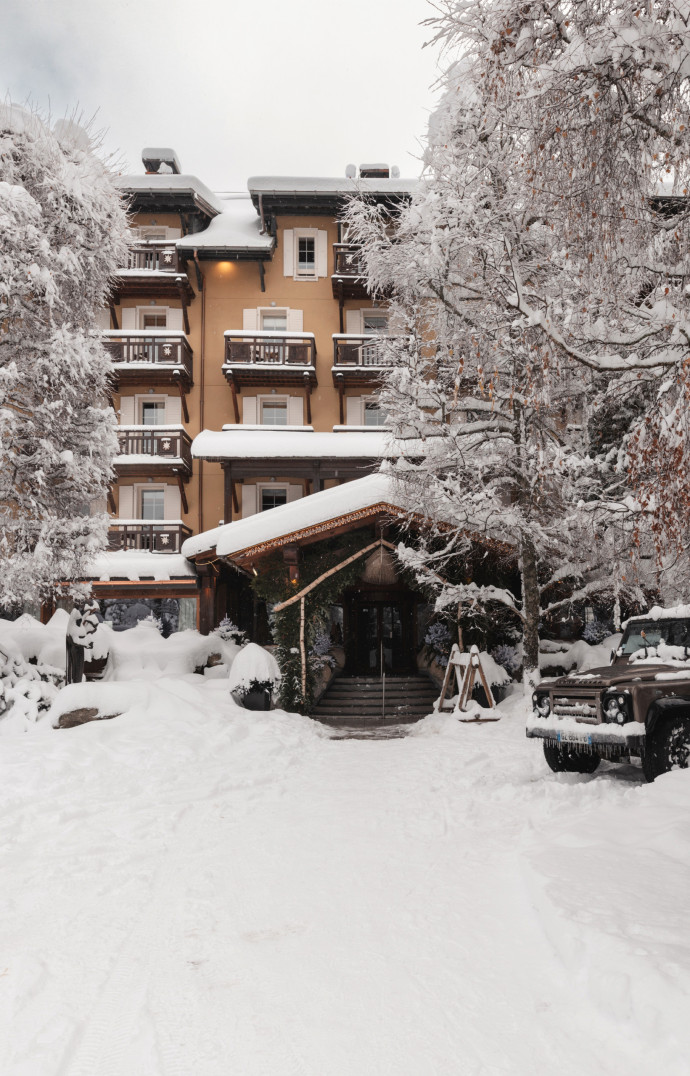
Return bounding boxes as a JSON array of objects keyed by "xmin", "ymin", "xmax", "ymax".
[{"xmin": 224, "ymin": 334, "xmax": 316, "ymax": 368}]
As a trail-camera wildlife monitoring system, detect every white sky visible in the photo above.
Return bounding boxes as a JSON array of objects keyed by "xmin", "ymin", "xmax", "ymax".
[{"xmin": 1, "ymin": 0, "xmax": 443, "ymax": 191}]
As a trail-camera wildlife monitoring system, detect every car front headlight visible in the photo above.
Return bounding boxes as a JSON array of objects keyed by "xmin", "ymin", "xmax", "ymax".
[
  {"xmin": 533, "ymin": 693, "xmax": 550, "ymax": 718},
  {"xmin": 603, "ymin": 693, "xmax": 628, "ymax": 724}
]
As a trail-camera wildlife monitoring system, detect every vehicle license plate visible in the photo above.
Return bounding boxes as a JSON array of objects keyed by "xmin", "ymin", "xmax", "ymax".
[{"xmin": 557, "ymin": 730, "xmax": 592, "ymax": 745}]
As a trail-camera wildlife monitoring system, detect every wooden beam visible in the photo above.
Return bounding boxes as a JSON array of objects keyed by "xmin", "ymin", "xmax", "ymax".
[
  {"xmin": 177, "ymin": 282, "xmax": 191, "ymax": 334},
  {"xmin": 109, "ymin": 303, "xmax": 119, "ymax": 330},
  {"xmin": 304, "ymin": 379, "xmax": 312, "ymax": 425},
  {"xmin": 177, "ymin": 473, "xmax": 189, "ymax": 514},
  {"xmin": 230, "ymin": 378, "xmax": 240, "ymax": 423},
  {"xmin": 258, "ymin": 260, "xmax": 266, "ymax": 292},
  {"xmin": 338, "ymin": 279, "xmax": 344, "ymax": 334},
  {"xmin": 232, "ymin": 481, "xmax": 239, "ymax": 514},
  {"xmin": 107, "ymin": 486, "xmax": 116, "ymax": 513},
  {"xmin": 175, "ymin": 374, "xmax": 190, "ymax": 422},
  {"xmin": 223, "ymin": 466, "xmax": 233, "ymax": 523},
  {"xmin": 300, "ymin": 596, "xmax": 306, "ymax": 696},
  {"xmin": 337, "ymin": 377, "xmax": 345, "ymax": 425},
  {"xmin": 274, "ymin": 538, "xmax": 396, "ymax": 612}
]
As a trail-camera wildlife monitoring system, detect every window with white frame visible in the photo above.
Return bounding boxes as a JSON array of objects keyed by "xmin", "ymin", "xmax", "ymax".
[
  {"xmin": 139, "ymin": 309, "xmax": 168, "ymax": 330},
  {"xmin": 364, "ymin": 399, "xmax": 387, "ymax": 427},
  {"xmin": 260, "ymin": 398, "xmax": 288, "ymax": 425},
  {"xmin": 261, "ymin": 487, "xmax": 288, "ymax": 512},
  {"xmin": 140, "ymin": 399, "xmax": 166, "ymax": 425},
  {"xmin": 140, "ymin": 487, "xmax": 165, "ymax": 520},
  {"xmin": 260, "ymin": 309, "xmax": 288, "ymax": 332},
  {"xmin": 296, "ymin": 234, "xmax": 316, "ymax": 278},
  {"xmin": 362, "ymin": 311, "xmax": 389, "ymax": 334}
]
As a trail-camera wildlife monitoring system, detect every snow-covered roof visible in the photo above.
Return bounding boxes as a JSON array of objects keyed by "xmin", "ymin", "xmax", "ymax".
[
  {"xmin": 182, "ymin": 473, "xmax": 407, "ymax": 560},
  {"xmin": 191, "ymin": 428, "xmax": 419, "ymax": 461},
  {"xmin": 114, "ymin": 174, "xmax": 224, "ymax": 216},
  {"xmin": 248, "ymin": 176, "xmax": 417, "ymax": 196},
  {"xmin": 85, "ymin": 551, "xmax": 196, "ymax": 582},
  {"xmin": 177, "ymin": 196, "xmax": 274, "ymax": 255}
]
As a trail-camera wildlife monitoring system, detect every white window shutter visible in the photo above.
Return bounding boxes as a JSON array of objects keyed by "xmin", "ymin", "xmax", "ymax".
[
  {"xmin": 243, "ymin": 397, "xmax": 257, "ymax": 424},
  {"xmin": 119, "ymin": 396, "xmax": 135, "ymax": 424},
  {"xmin": 287, "ymin": 484, "xmax": 302, "ymax": 503},
  {"xmin": 287, "ymin": 396, "xmax": 303, "ymax": 425},
  {"xmin": 283, "ymin": 230, "xmax": 294, "ymax": 276},
  {"xmin": 345, "ymin": 309, "xmax": 361, "ymax": 334},
  {"xmin": 167, "ymin": 307, "xmax": 182, "ymax": 330},
  {"xmin": 118, "ymin": 486, "xmax": 134, "ymax": 518},
  {"xmin": 166, "ymin": 395, "xmax": 182, "ymax": 423},
  {"xmin": 242, "ymin": 484, "xmax": 257, "ymax": 518},
  {"xmin": 316, "ymin": 230, "xmax": 328, "ymax": 277},
  {"xmin": 287, "ymin": 308, "xmax": 303, "ymax": 331},
  {"xmin": 164, "ymin": 484, "xmax": 181, "ymax": 519},
  {"xmin": 121, "ymin": 307, "xmax": 136, "ymax": 330},
  {"xmin": 346, "ymin": 397, "xmax": 363, "ymax": 425},
  {"xmin": 242, "ymin": 308, "xmax": 258, "ymax": 331}
]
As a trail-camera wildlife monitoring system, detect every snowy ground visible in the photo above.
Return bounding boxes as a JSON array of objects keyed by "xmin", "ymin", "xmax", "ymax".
[{"xmin": 0, "ymin": 682, "xmax": 689, "ymax": 1075}]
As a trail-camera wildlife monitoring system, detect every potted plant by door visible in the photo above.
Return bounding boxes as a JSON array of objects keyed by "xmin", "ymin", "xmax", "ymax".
[{"xmin": 228, "ymin": 643, "xmax": 281, "ymax": 712}]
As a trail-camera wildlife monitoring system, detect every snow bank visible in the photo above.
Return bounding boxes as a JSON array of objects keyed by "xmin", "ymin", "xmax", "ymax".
[
  {"xmin": 227, "ymin": 642, "xmax": 281, "ymax": 696},
  {"xmin": 540, "ymin": 635, "xmax": 621, "ymax": 674},
  {"xmin": 103, "ymin": 621, "xmax": 240, "ymax": 681}
]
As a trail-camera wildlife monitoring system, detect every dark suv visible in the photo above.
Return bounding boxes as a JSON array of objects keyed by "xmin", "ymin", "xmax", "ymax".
[{"xmin": 527, "ymin": 611, "xmax": 690, "ymax": 781}]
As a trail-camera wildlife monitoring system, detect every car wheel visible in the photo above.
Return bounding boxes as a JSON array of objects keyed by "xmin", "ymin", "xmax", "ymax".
[
  {"xmin": 642, "ymin": 716, "xmax": 690, "ymax": 782},
  {"xmin": 543, "ymin": 742, "xmax": 601, "ymax": 775}
]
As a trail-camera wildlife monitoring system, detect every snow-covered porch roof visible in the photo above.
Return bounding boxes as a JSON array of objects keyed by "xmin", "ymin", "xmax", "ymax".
[{"xmin": 181, "ymin": 474, "xmax": 425, "ymax": 566}]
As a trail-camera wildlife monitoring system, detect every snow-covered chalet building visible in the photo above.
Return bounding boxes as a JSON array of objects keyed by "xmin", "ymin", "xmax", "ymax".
[{"xmin": 81, "ymin": 148, "xmax": 463, "ymax": 673}]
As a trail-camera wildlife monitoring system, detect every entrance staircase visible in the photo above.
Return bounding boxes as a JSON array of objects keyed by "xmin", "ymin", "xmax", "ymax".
[{"xmin": 312, "ymin": 674, "xmax": 439, "ymax": 729}]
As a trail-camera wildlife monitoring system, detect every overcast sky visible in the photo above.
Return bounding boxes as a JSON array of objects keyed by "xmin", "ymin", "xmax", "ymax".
[{"xmin": 2, "ymin": 0, "xmax": 443, "ymax": 191}]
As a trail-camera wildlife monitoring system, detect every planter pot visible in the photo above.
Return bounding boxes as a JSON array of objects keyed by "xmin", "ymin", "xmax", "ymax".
[{"xmin": 242, "ymin": 687, "xmax": 272, "ymax": 711}]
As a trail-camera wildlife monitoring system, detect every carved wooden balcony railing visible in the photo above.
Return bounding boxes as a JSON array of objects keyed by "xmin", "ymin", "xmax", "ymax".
[
  {"xmin": 124, "ymin": 243, "xmax": 180, "ymax": 273},
  {"xmin": 107, "ymin": 521, "xmax": 192, "ymax": 554},
  {"xmin": 105, "ymin": 332, "xmax": 193, "ymax": 391},
  {"xmin": 332, "ymin": 243, "xmax": 365, "ymax": 277},
  {"xmin": 115, "ymin": 426, "xmax": 192, "ymax": 476},
  {"xmin": 223, "ymin": 331, "xmax": 318, "ymax": 410},
  {"xmin": 333, "ymin": 334, "xmax": 396, "ymax": 367}
]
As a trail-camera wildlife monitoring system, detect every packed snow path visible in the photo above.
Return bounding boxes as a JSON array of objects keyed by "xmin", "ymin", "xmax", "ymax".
[{"xmin": 0, "ymin": 682, "xmax": 689, "ymax": 1075}]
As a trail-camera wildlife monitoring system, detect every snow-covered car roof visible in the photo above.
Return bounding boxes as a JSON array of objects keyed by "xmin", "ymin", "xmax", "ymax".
[{"xmin": 624, "ymin": 605, "xmax": 690, "ymax": 625}]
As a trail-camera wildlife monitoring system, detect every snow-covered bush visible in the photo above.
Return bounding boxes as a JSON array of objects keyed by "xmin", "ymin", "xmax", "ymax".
[
  {"xmin": 490, "ymin": 644, "xmax": 521, "ymax": 680},
  {"xmin": 0, "ymin": 104, "xmax": 129, "ymax": 607},
  {"xmin": 0, "ymin": 644, "xmax": 62, "ymax": 729},
  {"xmin": 227, "ymin": 643, "xmax": 281, "ymax": 699},
  {"xmin": 424, "ymin": 622, "xmax": 453, "ymax": 668},
  {"xmin": 583, "ymin": 618, "xmax": 615, "ymax": 646},
  {"xmin": 309, "ymin": 629, "xmax": 336, "ymax": 671},
  {"xmin": 213, "ymin": 618, "xmax": 248, "ymax": 647}
]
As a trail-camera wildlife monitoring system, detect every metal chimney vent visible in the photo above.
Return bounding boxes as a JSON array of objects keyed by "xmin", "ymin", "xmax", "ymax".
[
  {"xmin": 359, "ymin": 163, "xmax": 390, "ymax": 180},
  {"xmin": 142, "ymin": 147, "xmax": 182, "ymax": 175}
]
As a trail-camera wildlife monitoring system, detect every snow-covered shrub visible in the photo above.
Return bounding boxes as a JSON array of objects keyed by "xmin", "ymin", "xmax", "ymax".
[
  {"xmin": 141, "ymin": 612, "xmax": 164, "ymax": 635},
  {"xmin": 0, "ymin": 645, "xmax": 62, "ymax": 728},
  {"xmin": 424, "ymin": 622, "xmax": 453, "ymax": 668},
  {"xmin": 309, "ymin": 629, "xmax": 336, "ymax": 671},
  {"xmin": 583, "ymin": 618, "xmax": 615, "ymax": 646},
  {"xmin": 227, "ymin": 643, "xmax": 281, "ymax": 700},
  {"xmin": 490, "ymin": 644, "xmax": 521, "ymax": 680},
  {"xmin": 213, "ymin": 618, "xmax": 248, "ymax": 647}
]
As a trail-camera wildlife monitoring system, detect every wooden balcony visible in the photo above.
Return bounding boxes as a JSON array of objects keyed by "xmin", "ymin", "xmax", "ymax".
[
  {"xmin": 112, "ymin": 243, "xmax": 194, "ymax": 303},
  {"xmin": 114, "ymin": 425, "xmax": 192, "ymax": 479},
  {"xmin": 223, "ymin": 331, "xmax": 318, "ymax": 390},
  {"xmin": 106, "ymin": 332, "xmax": 193, "ymax": 392},
  {"xmin": 331, "ymin": 243, "xmax": 369, "ymax": 299},
  {"xmin": 107, "ymin": 521, "xmax": 192, "ymax": 553},
  {"xmin": 331, "ymin": 334, "xmax": 395, "ymax": 387}
]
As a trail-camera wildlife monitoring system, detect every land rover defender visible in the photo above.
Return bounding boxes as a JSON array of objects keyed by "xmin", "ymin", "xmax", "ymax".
[{"xmin": 527, "ymin": 607, "xmax": 690, "ymax": 781}]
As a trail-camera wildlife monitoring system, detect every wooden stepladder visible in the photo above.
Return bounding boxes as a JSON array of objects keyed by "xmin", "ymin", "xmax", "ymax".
[{"xmin": 435, "ymin": 644, "xmax": 500, "ymax": 721}]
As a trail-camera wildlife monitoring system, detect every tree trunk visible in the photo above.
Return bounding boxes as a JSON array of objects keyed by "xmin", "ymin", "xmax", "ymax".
[{"xmin": 520, "ymin": 534, "xmax": 540, "ymax": 688}]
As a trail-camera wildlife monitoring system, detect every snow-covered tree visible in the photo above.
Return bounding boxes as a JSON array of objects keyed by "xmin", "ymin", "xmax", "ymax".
[
  {"xmin": 346, "ymin": 0, "xmax": 690, "ymax": 678},
  {"xmin": 0, "ymin": 105, "xmax": 129, "ymax": 608}
]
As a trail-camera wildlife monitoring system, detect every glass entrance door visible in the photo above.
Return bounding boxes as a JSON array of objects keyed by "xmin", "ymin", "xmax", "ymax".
[{"xmin": 355, "ymin": 601, "xmax": 412, "ymax": 675}]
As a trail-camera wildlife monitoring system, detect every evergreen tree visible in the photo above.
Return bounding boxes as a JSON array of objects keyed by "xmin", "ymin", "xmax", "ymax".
[{"xmin": 0, "ymin": 105, "xmax": 128, "ymax": 607}]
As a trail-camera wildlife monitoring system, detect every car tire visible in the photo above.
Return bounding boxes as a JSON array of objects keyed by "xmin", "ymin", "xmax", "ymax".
[
  {"xmin": 543, "ymin": 742, "xmax": 601, "ymax": 774},
  {"xmin": 642, "ymin": 716, "xmax": 690, "ymax": 782}
]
